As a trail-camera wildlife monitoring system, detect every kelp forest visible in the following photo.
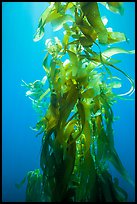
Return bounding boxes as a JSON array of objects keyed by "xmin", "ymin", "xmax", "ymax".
[{"xmin": 18, "ymin": 2, "xmax": 135, "ymax": 202}]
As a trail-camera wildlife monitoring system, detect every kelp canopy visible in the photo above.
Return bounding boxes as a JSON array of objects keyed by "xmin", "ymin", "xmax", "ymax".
[{"xmin": 21, "ymin": 2, "xmax": 135, "ymax": 202}]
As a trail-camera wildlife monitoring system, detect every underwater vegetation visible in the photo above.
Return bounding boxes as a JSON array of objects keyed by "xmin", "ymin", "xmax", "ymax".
[{"xmin": 19, "ymin": 2, "xmax": 135, "ymax": 202}]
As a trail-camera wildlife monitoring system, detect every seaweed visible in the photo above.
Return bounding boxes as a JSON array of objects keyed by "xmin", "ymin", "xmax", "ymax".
[{"xmin": 19, "ymin": 2, "xmax": 134, "ymax": 202}]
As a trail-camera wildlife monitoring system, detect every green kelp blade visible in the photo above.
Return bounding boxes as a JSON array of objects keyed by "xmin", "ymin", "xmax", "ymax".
[
  {"xmin": 33, "ymin": 5, "xmax": 52, "ymax": 42},
  {"xmin": 113, "ymin": 178, "xmax": 128, "ymax": 201},
  {"xmin": 50, "ymin": 59, "xmax": 56, "ymax": 83},
  {"xmin": 85, "ymin": 153, "xmax": 97, "ymax": 201},
  {"xmin": 76, "ymin": 151, "xmax": 96, "ymax": 201},
  {"xmin": 100, "ymin": 2, "xmax": 124, "ymax": 15},
  {"xmin": 40, "ymin": 136, "xmax": 50, "ymax": 171},
  {"xmin": 107, "ymin": 31, "xmax": 126, "ymax": 44},
  {"xmin": 33, "ymin": 3, "xmax": 61, "ymax": 42},
  {"xmin": 63, "ymin": 137, "xmax": 76, "ymax": 188},
  {"xmin": 109, "ymin": 63, "xmax": 135, "ymax": 96},
  {"xmin": 62, "ymin": 24, "xmax": 72, "ymax": 48},
  {"xmin": 88, "ymin": 46, "xmax": 135, "ymax": 66},
  {"xmin": 96, "ymin": 129, "xmax": 108, "ymax": 162},
  {"xmin": 26, "ymin": 169, "xmax": 43, "ymax": 202},
  {"xmin": 16, "ymin": 169, "xmax": 42, "ymax": 190},
  {"xmin": 33, "ymin": 3, "xmax": 75, "ymax": 41},
  {"xmin": 100, "ymin": 94, "xmax": 114, "ymax": 148},
  {"xmin": 99, "ymin": 170, "xmax": 127, "ymax": 202},
  {"xmin": 77, "ymin": 101, "xmax": 85, "ymax": 131},
  {"xmin": 89, "ymin": 48, "xmax": 135, "ymax": 96},
  {"xmin": 15, "ymin": 175, "xmax": 27, "ymax": 189},
  {"xmin": 80, "ymin": 2, "xmax": 108, "ymax": 44},
  {"xmin": 33, "ymin": 19, "xmax": 45, "ymax": 42},
  {"xmin": 99, "ymin": 172, "xmax": 115, "ymax": 202},
  {"xmin": 102, "ymin": 47, "xmax": 135, "ymax": 59},
  {"xmin": 108, "ymin": 148, "xmax": 135, "ymax": 187}
]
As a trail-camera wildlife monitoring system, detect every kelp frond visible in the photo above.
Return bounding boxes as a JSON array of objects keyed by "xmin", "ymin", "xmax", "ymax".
[{"xmin": 21, "ymin": 2, "xmax": 135, "ymax": 202}]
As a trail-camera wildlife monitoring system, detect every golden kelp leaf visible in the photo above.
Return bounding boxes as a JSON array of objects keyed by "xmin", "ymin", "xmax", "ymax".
[
  {"xmin": 43, "ymin": 53, "xmax": 50, "ymax": 74},
  {"xmin": 108, "ymin": 63, "xmax": 135, "ymax": 97},
  {"xmin": 54, "ymin": 2, "xmax": 74, "ymax": 14},
  {"xmin": 100, "ymin": 2, "xmax": 124, "ymax": 15},
  {"xmin": 65, "ymin": 2, "xmax": 74, "ymax": 11},
  {"xmin": 107, "ymin": 32, "xmax": 126, "ymax": 44},
  {"xmin": 33, "ymin": 4, "xmax": 55, "ymax": 42},
  {"xmin": 75, "ymin": 9, "xmax": 97, "ymax": 42},
  {"xmin": 79, "ymin": 36, "xmax": 94, "ymax": 47},
  {"xmin": 76, "ymin": 69, "xmax": 88, "ymax": 86},
  {"xmin": 38, "ymin": 88, "xmax": 50, "ymax": 101},
  {"xmin": 87, "ymin": 48, "xmax": 135, "ymax": 96},
  {"xmin": 64, "ymin": 119, "xmax": 78, "ymax": 140},
  {"xmin": 33, "ymin": 21, "xmax": 44, "ymax": 42},
  {"xmin": 51, "ymin": 14, "xmax": 74, "ymax": 31},
  {"xmin": 83, "ymin": 121, "xmax": 91, "ymax": 152},
  {"xmin": 67, "ymin": 50, "xmax": 79, "ymax": 77},
  {"xmin": 80, "ymin": 2, "xmax": 108, "ymax": 44},
  {"xmin": 107, "ymin": 2, "xmax": 124, "ymax": 15},
  {"xmin": 50, "ymin": 60, "xmax": 56, "ymax": 83},
  {"xmin": 62, "ymin": 30, "xmax": 71, "ymax": 48},
  {"xmin": 45, "ymin": 10, "xmax": 62, "ymax": 24},
  {"xmin": 45, "ymin": 105, "xmax": 59, "ymax": 134},
  {"xmin": 95, "ymin": 115, "xmax": 102, "ymax": 135},
  {"xmin": 59, "ymin": 62, "xmax": 66, "ymax": 93},
  {"xmin": 80, "ymin": 101, "xmax": 92, "ymax": 152},
  {"xmin": 60, "ymin": 84, "xmax": 78, "ymax": 123},
  {"xmin": 78, "ymin": 24, "xmax": 97, "ymax": 43},
  {"xmin": 81, "ymin": 88, "xmax": 94, "ymax": 98},
  {"xmin": 34, "ymin": 3, "xmax": 72, "ymax": 41},
  {"xmin": 93, "ymin": 96, "xmax": 101, "ymax": 113},
  {"xmin": 77, "ymin": 101, "xmax": 85, "ymax": 131}
]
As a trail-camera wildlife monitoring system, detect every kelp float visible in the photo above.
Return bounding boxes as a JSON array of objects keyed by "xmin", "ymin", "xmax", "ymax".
[{"xmin": 19, "ymin": 2, "xmax": 135, "ymax": 202}]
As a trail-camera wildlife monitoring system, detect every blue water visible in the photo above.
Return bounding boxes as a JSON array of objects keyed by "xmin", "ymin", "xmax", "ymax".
[{"xmin": 2, "ymin": 2, "xmax": 135, "ymax": 202}]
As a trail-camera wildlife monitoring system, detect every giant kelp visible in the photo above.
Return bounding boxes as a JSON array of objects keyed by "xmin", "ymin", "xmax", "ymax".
[{"xmin": 20, "ymin": 2, "xmax": 134, "ymax": 202}]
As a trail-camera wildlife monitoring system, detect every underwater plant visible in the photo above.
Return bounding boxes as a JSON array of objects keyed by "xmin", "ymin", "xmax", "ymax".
[{"xmin": 19, "ymin": 2, "xmax": 135, "ymax": 202}]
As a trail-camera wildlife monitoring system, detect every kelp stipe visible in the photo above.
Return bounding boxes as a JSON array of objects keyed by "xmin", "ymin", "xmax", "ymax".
[{"xmin": 18, "ymin": 2, "xmax": 135, "ymax": 202}]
